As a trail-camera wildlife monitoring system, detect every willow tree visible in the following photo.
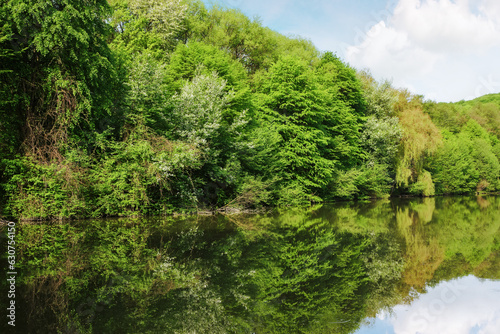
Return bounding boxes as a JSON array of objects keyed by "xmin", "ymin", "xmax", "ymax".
[{"xmin": 394, "ymin": 90, "xmax": 441, "ymax": 196}]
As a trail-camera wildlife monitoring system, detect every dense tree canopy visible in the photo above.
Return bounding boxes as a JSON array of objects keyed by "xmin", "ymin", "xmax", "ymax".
[{"xmin": 0, "ymin": 0, "xmax": 499, "ymax": 219}]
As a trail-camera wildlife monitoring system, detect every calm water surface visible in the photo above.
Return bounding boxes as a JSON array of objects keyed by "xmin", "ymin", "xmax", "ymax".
[{"xmin": 1, "ymin": 196, "xmax": 499, "ymax": 333}]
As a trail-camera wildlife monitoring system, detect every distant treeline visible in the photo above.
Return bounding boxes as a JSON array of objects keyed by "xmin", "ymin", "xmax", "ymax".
[{"xmin": 1, "ymin": 0, "xmax": 499, "ymax": 219}]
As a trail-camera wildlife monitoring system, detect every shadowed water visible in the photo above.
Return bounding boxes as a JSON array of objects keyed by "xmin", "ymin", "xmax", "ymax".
[{"xmin": 1, "ymin": 196, "xmax": 499, "ymax": 333}]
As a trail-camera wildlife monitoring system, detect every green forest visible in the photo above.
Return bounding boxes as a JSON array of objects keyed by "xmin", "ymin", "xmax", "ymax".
[{"xmin": 1, "ymin": 0, "xmax": 500, "ymax": 220}]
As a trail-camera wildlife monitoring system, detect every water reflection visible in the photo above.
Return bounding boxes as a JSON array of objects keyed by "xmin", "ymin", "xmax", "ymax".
[
  {"xmin": 0, "ymin": 196, "xmax": 499, "ymax": 333},
  {"xmin": 357, "ymin": 276, "xmax": 500, "ymax": 334}
]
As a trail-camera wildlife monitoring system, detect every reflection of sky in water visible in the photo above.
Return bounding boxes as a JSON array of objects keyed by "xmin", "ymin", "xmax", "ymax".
[{"xmin": 355, "ymin": 275, "xmax": 500, "ymax": 334}]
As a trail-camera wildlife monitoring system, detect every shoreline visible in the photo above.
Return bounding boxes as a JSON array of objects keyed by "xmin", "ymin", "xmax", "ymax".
[{"xmin": 2, "ymin": 192, "xmax": 499, "ymax": 223}]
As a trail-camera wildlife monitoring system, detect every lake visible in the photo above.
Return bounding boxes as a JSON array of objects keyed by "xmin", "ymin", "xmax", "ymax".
[{"xmin": 1, "ymin": 196, "xmax": 500, "ymax": 333}]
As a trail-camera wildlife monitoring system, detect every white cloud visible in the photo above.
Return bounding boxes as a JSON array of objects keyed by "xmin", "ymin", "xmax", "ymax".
[
  {"xmin": 386, "ymin": 276, "xmax": 500, "ymax": 334},
  {"xmin": 478, "ymin": 0, "xmax": 500, "ymax": 20},
  {"xmin": 393, "ymin": 0, "xmax": 500, "ymax": 53},
  {"xmin": 345, "ymin": 0, "xmax": 500, "ymax": 102},
  {"xmin": 346, "ymin": 21, "xmax": 441, "ymax": 77}
]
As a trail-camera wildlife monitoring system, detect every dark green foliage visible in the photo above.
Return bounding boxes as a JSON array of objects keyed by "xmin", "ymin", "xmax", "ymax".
[
  {"xmin": 315, "ymin": 53, "xmax": 366, "ymax": 169},
  {"xmin": 1, "ymin": 125, "xmax": 203, "ymax": 219},
  {"xmin": 0, "ymin": 19, "xmax": 22, "ymax": 164},
  {"xmin": 2, "ymin": 0, "xmax": 118, "ymax": 158}
]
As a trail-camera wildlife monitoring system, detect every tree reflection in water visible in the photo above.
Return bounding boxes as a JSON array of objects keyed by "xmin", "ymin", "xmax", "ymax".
[{"xmin": 1, "ymin": 196, "xmax": 499, "ymax": 333}]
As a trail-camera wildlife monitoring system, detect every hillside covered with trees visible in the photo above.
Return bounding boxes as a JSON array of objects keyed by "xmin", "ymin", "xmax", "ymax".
[{"xmin": 1, "ymin": 0, "xmax": 499, "ymax": 220}]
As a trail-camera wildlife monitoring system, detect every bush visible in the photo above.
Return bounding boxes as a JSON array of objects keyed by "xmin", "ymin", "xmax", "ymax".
[
  {"xmin": 90, "ymin": 125, "xmax": 201, "ymax": 216},
  {"xmin": 2, "ymin": 156, "xmax": 90, "ymax": 219},
  {"xmin": 330, "ymin": 164, "xmax": 393, "ymax": 199},
  {"xmin": 409, "ymin": 170, "xmax": 435, "ymax": 197}
]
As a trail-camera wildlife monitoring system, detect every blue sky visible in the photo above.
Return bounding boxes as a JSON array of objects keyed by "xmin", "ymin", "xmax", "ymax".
[{"xmin": 203, "ymin": 0, "xmax": 500, "ymax": 103}]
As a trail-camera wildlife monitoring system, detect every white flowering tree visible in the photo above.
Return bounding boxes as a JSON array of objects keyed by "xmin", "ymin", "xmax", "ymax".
[
  {"xmin": 172, "ymin": 67, "xmax": 246, "ymax": 158},
  {"xmin": 361, "ymin": 116, "xmax": 403, "ymax": 167},
  {"xmin": 109, "ymin": 0, "xmax": 187, "ymax": 52},
  {"xmin": 170, "ymin": 67, "xmax": 249, "ymax": 206},
  {"xmin": 128, "ymin": 0, "xmax": 187, "ymax": 41}
]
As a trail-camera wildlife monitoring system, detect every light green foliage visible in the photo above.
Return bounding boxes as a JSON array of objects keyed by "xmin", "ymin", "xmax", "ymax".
[
  {"xmin": 168, "ymin": 41, "xmax": 246, "ymax": 87},
  {"xmin": 463, "ymin": 118, "xmax": 491, "ymax": 140},
  {"xmin": 426, "ymin": 94, "xmax": 500, "ymax": 139},
  {"xmin": 424, "ymin": 101, "xmax": 466, "ymax": 133},
  {"xmin": 317, "ymin": 52, "xmax": 366, "ymax": 116},
  {"xmin": 253, "ymin": 53, "xmax": 369, "ymax": 204},
  {"xmin": 359, "ymin": 72, "xmax": 398, "ymax": 118},
  {"xmin": 358, "ymin": 73, "xmax": 402, "ymax": 162},
  {"xmin": 2, "ymin": 156, "xmax": 90, "ymax": 219},
  {"xmin": 430, "ymin": 131, "xmax": 479, "ymax": 194},
  {"xmin": 124, "ymin": 52, "xmax": 172, "ymax": 131},
  {"xmin": 458, "ymin": 93, "xmax": 500, "ymax": 107},
  {"xmin": 331, "ymin": 164, "xmax": 393, "ymax": 199},
  {"xmin": 167, "ymin": 41, "xmax": 252, "ymax": 115},
  {"xmin": 492, "ymin": 138, "xmax": 500, "ymax": 161},
  {"xmin": 274, "ymin": 34, "xmax": 320, "ymax": 67},
  {"xmin": 429, "ymin": 196, "xmax": 500, "ymax": 269},
  {"xmin": 109, "ymin": 0, "xmax": 187, "ymax": 54},
  {"xmin": 361, "ymin": 116, "xmax": 402, "ymax": 167},
  {"xmin": 409, "ymin": 169, "xmax": 435, "ymax": 196},
  {"xmin": 425, "ymin": 95, "xmax": 500, "ymax": 194},
  {"xmin": 395, "ymin": 94, "xmax": 441, "ymax": 190},
  {"xmin": 172, "ymin": 69, "xmax": 235, "ymax": 149},
  {"xmin": 129, "ymin": 0, "xmax": 186, "ymax": 40},
  {"xmin": 255, "ymin": 55, "xmax": 336, "ymax": 202},
  {"xmin": 182, "ymin": 3, "xmax": 318, "ymax": 73},
  {"xmin": 431, "ymin": 120, "xmax": 499, "ymax": 194},
  {"xmin": 456, "ymin": 94, "xmax": 500, "ymax": 137},
  {"xmin": 185, "ymin": 5, "xmax": 278, "ymax": 72},
  {"xmin": 463, "ymin": 120, "xmax": 500, "ymax": 190}
]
